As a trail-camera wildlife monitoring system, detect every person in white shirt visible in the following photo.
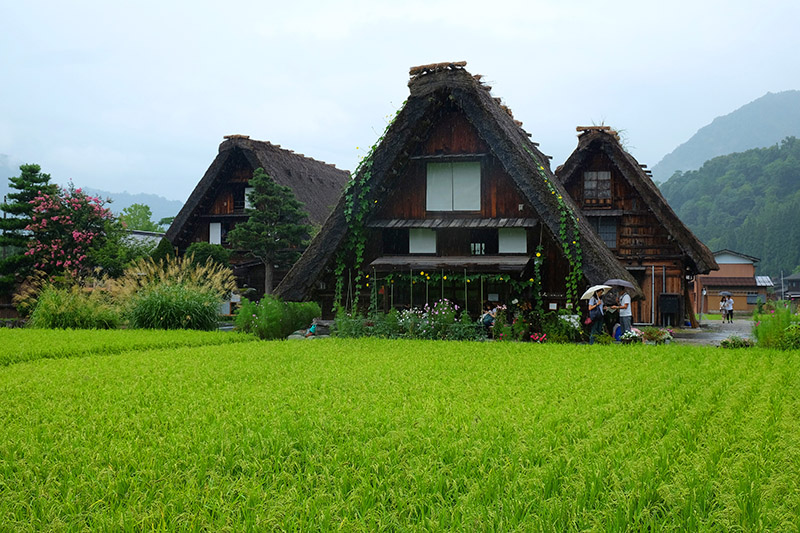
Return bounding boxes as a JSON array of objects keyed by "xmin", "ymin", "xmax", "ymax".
[
  {"xmin": 613, "ymin": 287, "xmax": 633, "ymax": 334},
  {"xmin": 725, "ymin": 296, "xmax": 734, "ymax": 323}
]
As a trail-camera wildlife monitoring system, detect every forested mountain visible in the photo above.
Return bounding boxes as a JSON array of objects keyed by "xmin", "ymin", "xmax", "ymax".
[
  {"xmin": 652, "ymin": 91, "xmax": 800, "ymax": 182},
  {"xmin": 660, "ymin": 137, "xmax": 800, "ymax": 277}
]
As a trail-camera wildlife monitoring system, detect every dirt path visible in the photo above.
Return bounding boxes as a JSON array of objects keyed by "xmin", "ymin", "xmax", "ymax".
[{"xmin": 670, "ymin": 317, "xmax": 754, "ymax": 346}]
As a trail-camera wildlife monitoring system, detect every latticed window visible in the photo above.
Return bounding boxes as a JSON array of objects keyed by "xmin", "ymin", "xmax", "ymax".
[
  {"xmin": 584, "ymin": 171, "xmax": 611, "ymax": 205},
  {"xmin": 589, "ymin": 217, "xmax": 617, "ymax": 248}
]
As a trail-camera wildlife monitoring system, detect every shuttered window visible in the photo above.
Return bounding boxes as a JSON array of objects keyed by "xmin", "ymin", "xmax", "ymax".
[
  {"xmin": 498, "ymin": 228, "xmax": 527, "ymax": 253},
  {"xmin": 409, "ymin": 229, "xmax": 437, "ymax": 254},
  {"xmin": 426, "ymin": 162, "xmax": 480, "ymax": 211},
  {"xmin": 209, "ymin": 222, "xmax": 222, "ymax": 245}
]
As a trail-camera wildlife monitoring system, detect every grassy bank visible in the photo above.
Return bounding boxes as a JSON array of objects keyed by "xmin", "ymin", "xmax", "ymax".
[{"xmin": 0, "ymin": 338, "xmax": 798, "ymax": 530}]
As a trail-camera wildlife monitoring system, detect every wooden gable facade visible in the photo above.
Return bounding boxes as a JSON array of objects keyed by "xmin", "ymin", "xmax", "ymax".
[
  {"xmin": 557, "ymin": 127, "xmax": 718, "ymax": 326},
  {"xmin": 275, "ymin": 63, "xmax": 639, "ymax": 316},
  {"xmin": 165, "ymin": 135, "xmax": 349, "ymax": 295}
]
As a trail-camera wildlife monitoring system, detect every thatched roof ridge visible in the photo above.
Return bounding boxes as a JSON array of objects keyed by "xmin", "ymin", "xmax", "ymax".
[
  {"xmin": 275, "ymin": 65, "xmax": 640, "ymax": 301},
  {"xmin": 557, "ymin": 128, "xmax": 718, "ymax": 274},
  {"xmin": 166, "ymin": 136, "xmax": 349, "ymax": 247}
]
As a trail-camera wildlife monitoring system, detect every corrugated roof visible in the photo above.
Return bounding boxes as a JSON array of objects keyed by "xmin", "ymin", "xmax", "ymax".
[{"xmin": 756, "ymin": 276, "xmax": 774, "ymax": 287}]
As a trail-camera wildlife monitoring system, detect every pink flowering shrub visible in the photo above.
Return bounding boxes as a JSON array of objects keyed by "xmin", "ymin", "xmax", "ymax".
[{"xmin": 24, "ymin": 185, "xmax": 114, "ymax": 278}]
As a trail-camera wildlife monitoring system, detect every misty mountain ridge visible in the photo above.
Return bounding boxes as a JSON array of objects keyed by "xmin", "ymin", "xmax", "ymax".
[
  {"xmin": 81, "ymin": 188, "xmax": 183, "ymax": 222},
  {"xmin": 652, "ymin": 90, "xmax": 800, "ymax": 182}
]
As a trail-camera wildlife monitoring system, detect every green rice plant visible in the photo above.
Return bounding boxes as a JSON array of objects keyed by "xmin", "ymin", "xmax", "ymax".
[
  {"xmin": 234, "ymin": 296, "xmax": 320, "ymax": 340},
  {"xmin": 0, "ymin": 329, "xmax": 256, "ymax": 366},
  {"xmin": 753, "ymin": 301, "xmax": 800, "ymax": 348},
  {"xmin": 1, "ymin": 339, "xmax": 799, "ymax": 530},
  {"xmin": 27, "ymin": 284, "xmax": 120, "ymax": 329}
]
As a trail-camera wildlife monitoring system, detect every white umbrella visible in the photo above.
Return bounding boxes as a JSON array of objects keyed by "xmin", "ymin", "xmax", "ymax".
[{"xmin": 581, "ymin": 284, "xmax": 611, "ymax": 300}]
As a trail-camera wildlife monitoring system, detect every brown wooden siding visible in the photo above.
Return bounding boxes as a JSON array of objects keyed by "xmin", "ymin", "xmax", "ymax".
[{"xmin": 376, "ymin": 112, "xmax": 533, "ymax": 221}]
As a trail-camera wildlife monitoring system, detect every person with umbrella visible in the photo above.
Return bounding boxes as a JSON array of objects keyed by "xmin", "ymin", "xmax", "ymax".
[
  {"xmin": 605, "ymin": 279, "xmax": 635, "ymax": 336},
  {"xmin": 612, "ymin": 286, "xmax": 633, "ymax": 335},
  {"xmin": 582, "ymin": 284, "xmax": 610, "ymax": 344}
]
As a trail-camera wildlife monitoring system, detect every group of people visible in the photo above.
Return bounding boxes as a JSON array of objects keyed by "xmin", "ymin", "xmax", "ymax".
[
  {"xmin": 719, "ymin": 295, "xmax": 735, "ymax": 323},
  {"xmin": 587, "ymin": 286, "xmax": 632, "ymax": 344}
]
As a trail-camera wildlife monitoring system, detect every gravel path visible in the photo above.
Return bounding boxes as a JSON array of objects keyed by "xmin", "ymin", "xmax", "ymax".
[{"xmin": 670, "ymin": 317, "xmax": 754, "ymax": 346}]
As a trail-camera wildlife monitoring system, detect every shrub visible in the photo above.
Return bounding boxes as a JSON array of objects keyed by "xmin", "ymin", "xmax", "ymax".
[
  {"xmin": 753, "ymin": 301, "xmax": 799, "ymax": 349},
  {"xmin": 780, "ymin": 324, "xmax": 800, "ymax": 350},
  {"xmin": 110, "ymin": 255, "xmax": 237, "ymax": 330},
  {"xmin": 640, "ymin": 327, "xmax": 674, "ymax": 344},
  {"xmin": 127, "ymin": 284, "xmax": 220, "ymax": 330},
  {"xmin": 334, "ymin": 300, "xmax": 487, "ymax": 341},
  {"xmin": 27, "ymin": 285, "xmax": 120, "ymax": 329},
  {"xmin": 720, "ymin": 336, "xmax": 756, "ymax": 349},
  {"xmin": 235, "ymin": 296, "xmax": 320, "ymax": 340},
  {"xmin": 541, "ymin": 311, "xmax": 584, "ymax": 343}
]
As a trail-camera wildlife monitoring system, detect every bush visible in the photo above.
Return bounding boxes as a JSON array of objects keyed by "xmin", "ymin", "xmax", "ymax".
[
  {"xmin": 127, "ymin": 284, "xmax": 221, "ymax": 330},
  {"xmin": 234, "ymin": 296, "xmax": 320, "ymax": 340},
  {"xmin": 334, "ymin": 300, "xmax": 487, "ymax": 341},
  {"xmin": 27, "ymin": 285, "xmax": 120, "ymax": 329},
  {"xmin": 753, "ymin": 301, "xmax": 799, "ymax": 349},
  {"xmin": 110, "ymin": 255, "xmax": 237, "ymax": 331},
  {"xmin": 720, "ymin": 336, "xmax": 756, "ymax": 349},
  {"xmin": 541, "ymin": 311, "xmax": 584, "ymax": 343}
]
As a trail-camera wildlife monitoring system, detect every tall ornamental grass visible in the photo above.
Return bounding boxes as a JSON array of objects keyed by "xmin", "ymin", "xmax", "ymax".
[
  {"xmin": 234, "ymin": 296, "xmax": 320, "ymax": 339},
  {"xmin": 112, "ymin": 255, "xmax": 237, "ymax": 330},
  {"xmin": 753, "ymin": 301, "xmax": 800, "ymax": 349},
  {"xmin": 27, "ymin": 284, "xmax": 120, "ymax": 329}
]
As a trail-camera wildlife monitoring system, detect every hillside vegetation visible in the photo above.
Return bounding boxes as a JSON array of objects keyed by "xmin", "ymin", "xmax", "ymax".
[
  {"xmin": 652, "ymin": 90, "xmax": 800, "ymax": 182},
  {"xmin": 660, "ymin": 137, "xmax": 800, "ymax": 276}
]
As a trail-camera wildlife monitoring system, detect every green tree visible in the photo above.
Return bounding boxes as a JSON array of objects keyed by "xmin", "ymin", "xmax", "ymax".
[
  {"xmin": 0, "ymin": 164, "xmax": 59, "ymax": 293},
  {"xmin": 120, "ymin": 203, "xmax": 160, "ymax": 232},
  {"xmin": 226, "ymin": 168, "xmax": 310, "ymax": 295},
  {"xmin": 186, "ymin": 242, "xmax": 232, "ymax": 267}
]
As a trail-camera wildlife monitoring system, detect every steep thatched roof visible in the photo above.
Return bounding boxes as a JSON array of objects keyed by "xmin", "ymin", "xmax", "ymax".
[
  {"xmin": 275, "ymin": 63, "xmax": 640, "ymax": 301},
  {"xmin": 166, "ymin": 135, "xmax": 349, "ymax": 247},
  {"xmin": 556, "ymin": 127, "xmax": 718, "ymax": 275}
]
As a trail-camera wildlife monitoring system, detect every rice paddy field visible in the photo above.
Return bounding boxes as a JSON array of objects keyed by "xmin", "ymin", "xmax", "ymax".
[{"xmin": 1, "ymin": 331, "xmax": 799, "ymax": 531}]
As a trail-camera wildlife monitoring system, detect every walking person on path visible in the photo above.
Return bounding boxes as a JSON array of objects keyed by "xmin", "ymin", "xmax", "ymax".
[
  {"xmin": 725, "ymin": 296, "xmax": 734, "ymax": 323},
  {"xmin": 719, "ymin": 296, "xmax": 727, "ymax": 320}
]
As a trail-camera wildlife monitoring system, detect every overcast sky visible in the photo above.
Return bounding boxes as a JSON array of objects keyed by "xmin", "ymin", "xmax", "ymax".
[{"xmin": 2, "ymin": 0, "xmax": 799, "ymax": 202}]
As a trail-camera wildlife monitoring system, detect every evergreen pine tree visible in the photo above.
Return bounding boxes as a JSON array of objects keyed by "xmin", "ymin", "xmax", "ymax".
[
  {"xmin": 226, "ymin": 168, "xmax": 310, "ymax": 295},
  {"xmin": 0, "ymin": 164, "xmax": 59, "ymax": 293}
]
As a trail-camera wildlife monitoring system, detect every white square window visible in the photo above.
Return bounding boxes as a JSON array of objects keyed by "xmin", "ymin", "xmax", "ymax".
[
  {"xmin": 426, "ymin": 162, "xmax": 480, "ymax": 211},
  {"xmin": 498, "ymin": 228, "xmax": 527, "ymax": 253},
  {"xmin": 244, "ymin": 187, "xmax": 254, "ymax": 210},
  {"xmin": 409, "ymin": 229, "xmax": 436, "ymax": 254},
  {"xmin": 209, "ymin": 222, "xmax": 222, "ymax": 245}
]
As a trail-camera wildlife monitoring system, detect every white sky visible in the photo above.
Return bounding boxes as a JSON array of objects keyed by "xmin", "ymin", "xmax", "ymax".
[{"xmin": 2, "ymin": 0, "xmax": 799, "ymax": 201}]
